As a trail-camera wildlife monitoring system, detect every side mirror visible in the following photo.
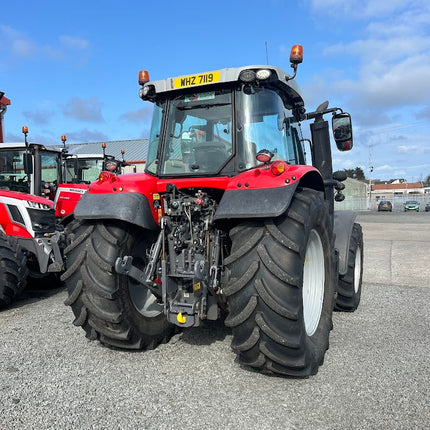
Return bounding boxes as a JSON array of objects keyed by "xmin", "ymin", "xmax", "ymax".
[
  {"xmin": 73, "ymin": 159, "xmax": 78, "ymax": 175},
  {"xmin": 23, "ymin": 153, "xmax": 33, "ymax": 175},
  {"xmin": 332, "ymin": 112, "xmax": 353, "ymax": 151}
]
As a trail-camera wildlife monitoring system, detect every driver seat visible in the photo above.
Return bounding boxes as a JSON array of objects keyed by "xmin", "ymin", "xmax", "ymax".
[{"xmin": 194, "ymin": 143, "xmax": 228, "ymax": 171}]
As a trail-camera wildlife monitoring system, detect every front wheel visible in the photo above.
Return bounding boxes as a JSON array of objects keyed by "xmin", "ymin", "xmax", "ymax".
[
  {"xmin": 61, "ymin": 220, "xmax": 174, "ymax": 349},
  {"xmin": 0, "ymin": 234, "xmax": 28, "ymax": 308},
  {"xmin": 223, "ymin": 188, "xmax": 336, "ymax": 377}
]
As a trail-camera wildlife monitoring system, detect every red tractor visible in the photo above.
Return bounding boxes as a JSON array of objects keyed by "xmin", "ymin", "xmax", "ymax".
[
  {"xmin": 54, "ymin": 136, "xmax": 125, "ymax": 221},
  {"xmin": 61, "ymin": 45, "xmax": 363, "ymax": 377},
  {"xmin": 0, "ymin": 127, "xmax": 65, "ymax": 307}
]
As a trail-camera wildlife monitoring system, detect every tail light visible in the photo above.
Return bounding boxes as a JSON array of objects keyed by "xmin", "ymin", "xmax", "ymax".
[
  {"xmin": 271, "ymin": 161, "xmax": 286, "ymax": 176},
  {"xmin": 98, "ymin": 171, "xmax": 116, "ymax": 182}
]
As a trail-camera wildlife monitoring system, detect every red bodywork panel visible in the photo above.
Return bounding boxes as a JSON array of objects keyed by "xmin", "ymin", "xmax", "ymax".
[
  {"xmin": 0, "ymin": 189, "xmax": 55, "ymax": 205},
  {"xmin": 55, "ymin": 184, "xmax": 89, "ymax": 217},
  {"xmin": 0, "ymin": 204, "xmax": 32, "ymax": 238},
  {"xmin": 87, "ymin": 163, "xmax": 320, "ymax": 225},
  {"xmin": 0, "ymin": 190, "xmax": 54, "ymax": 238}
]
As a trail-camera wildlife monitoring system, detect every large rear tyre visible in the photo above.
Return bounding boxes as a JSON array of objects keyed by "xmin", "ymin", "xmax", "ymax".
[
  {"xmin": 334, "ymin": 223, "xmax": 363, "ymax": 312},
  {"xmin": 224, "ymin": 188, "xmax": 336, "ymax": 377},
  {"xmin": 61, "ymin": 220, "xmax": 174, "ymax": 349},
  {"xmin": 0, "ymin": 234, "xmax": 28, "ymax": 309}
]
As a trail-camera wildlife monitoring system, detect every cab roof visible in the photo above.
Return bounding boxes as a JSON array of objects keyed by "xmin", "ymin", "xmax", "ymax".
[
  {"xmin": 144, "ymin": 65, "xmax": 305, "ymax": 109},
  {"xmin": 0, "ymin": 142, "xmax": 60, "ymax": 152}
]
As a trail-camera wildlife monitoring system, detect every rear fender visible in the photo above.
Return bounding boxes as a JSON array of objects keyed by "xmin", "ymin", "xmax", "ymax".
[
  {"xmin": 214, "ymin": 183, "xmax": 299, "ymax": 221},
  {"xmin": 334, "ymin": 211, "xmax": 357, "ymax": 275},
  {"xmin": 74, "ymin": 192, "xmax": 159, "ymax": 231},
  {"xmin": 214, "ymin": 169, "xmax": 324, "ymax": 222}
]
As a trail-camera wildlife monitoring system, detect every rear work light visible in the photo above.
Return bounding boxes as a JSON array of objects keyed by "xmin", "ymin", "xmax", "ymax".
[
  {"xmin": 256, "ymin": 149, "xmax": 274, "ymax": 164},
  {"xmin": 256, "ymin": 69, "xmax": 271, "ymax": 80},
  {"xmin": 239, "ymin": 70, "xmax": 256, "ymax": 83},
  {"xmin": 239, "ymin": 69, "xmax": 272, "ymax": 83}
]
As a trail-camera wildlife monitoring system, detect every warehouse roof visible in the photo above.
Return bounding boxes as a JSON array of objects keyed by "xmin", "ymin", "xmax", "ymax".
[{"xmin": 54, "ymin": 139, "xmax": 149, "ymax": 162}]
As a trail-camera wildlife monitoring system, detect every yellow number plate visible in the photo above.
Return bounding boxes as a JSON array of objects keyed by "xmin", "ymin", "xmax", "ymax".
[{"xmin": 174, "ymin": 71, "xmax": 221, "ymax": 88}]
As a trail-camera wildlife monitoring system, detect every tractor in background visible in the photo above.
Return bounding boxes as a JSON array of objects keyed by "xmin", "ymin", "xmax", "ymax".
[
  {"xmin": 0, "ymin": 127, "xmax": 64, "ymax": 308},
  {"xmin": 54, "ymin": 135, "xmax": 126, "ymax": 222}
]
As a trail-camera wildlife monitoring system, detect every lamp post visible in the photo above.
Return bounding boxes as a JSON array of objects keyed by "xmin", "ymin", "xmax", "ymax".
[{"xmin": 367, "ymin": 144, "xmax": 373, "ymax": 210}]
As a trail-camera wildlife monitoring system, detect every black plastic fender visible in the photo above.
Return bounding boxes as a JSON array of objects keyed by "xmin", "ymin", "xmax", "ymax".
[
  {"xmin": 334, "ymin": 210, "xmax": 357, "ymax": 276},
  {"xmin": 214, "ymin": 182, "xmax": 299, "ymax": 221},
  {"xmin": 74, "ymin": 192, "xmax": 159, "ymax": 231}
]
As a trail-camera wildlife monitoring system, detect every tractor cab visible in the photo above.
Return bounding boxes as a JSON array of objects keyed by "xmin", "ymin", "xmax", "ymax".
[
  {"xmin": 140, "ymin": 46, "xmax": 352, "ymax": 182},
  {"xmin": 63, "ymin": 154, "xmax": 121, "ymax": 184},
  {"xmin": 0, "ymin": 140, "xmax": 62, "ymax": 199},
  {"xmin": 142, "ymin": 65, "xmax": 308, "ymax": 177},
  {"xmin": 60, "ymin": 137, "xmax": 124, "ymax": 184},
  {"xmin": 55, "ymin": 138, "xmax": 125, "ymax": 219}
]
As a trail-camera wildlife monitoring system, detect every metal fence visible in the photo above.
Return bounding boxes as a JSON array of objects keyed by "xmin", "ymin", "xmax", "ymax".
[{"xmin": 335, "ymin": 195, "xmax": 430, "ymax": 212}]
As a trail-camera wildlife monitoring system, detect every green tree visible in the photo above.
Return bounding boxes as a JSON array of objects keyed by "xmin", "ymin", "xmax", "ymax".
[{"xmin": 343, "ymin": 167, "xmax": 365, "ymax": 181}]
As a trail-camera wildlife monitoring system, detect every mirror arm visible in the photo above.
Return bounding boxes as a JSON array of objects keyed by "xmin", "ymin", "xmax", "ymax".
[{"xmin": 305, "ymin": 107, "xmax": 343, "ymax": 121}]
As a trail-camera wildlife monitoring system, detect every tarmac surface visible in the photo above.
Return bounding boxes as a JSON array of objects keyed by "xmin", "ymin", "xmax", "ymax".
[{"xmin": 1, "ymin": 211, "xmax": 429, "ymax": 429}]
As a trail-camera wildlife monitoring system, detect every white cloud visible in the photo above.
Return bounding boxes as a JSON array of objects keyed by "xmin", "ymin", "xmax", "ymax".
[
  {"xmin": 65, "ymin": 129, "xmax": 109, "ymax": 143},
  {"xmin": 376, "ymin": 164, "xmax": 393, "ymax": 171},
  {"xmin": 417, "ymin": 106, "xmax": 430, "ymax": 121},
  {"xmin": 0, "ymin": 25, "xmax": 36, "ymax": 59},
  {"xmin": 59, "ymin": 36, "xmax": 89, "ymax": 51},
  {"xmin": 397, "ymin": 144, "xmax": 430, "ymax": 154},
  {"xmin": 308, "ymin": 0, "xmax": 429, "ymax": 19},
  {"xmin": 119, "ymin": 106, "xmax": 153, "ymax": 123},
  {"xmin": 63, "ymin": 97, "xmax": 104, "ymax": 122},
  {"xmin": 23, "ymin": 109, "xmax": 55, "ymax": 125},
  {"xmin": 0, "ymin": 25, "xmax": 89, "ymax": 65},
  {"xmin": 307, "ymin": 1, "xmax": 430, "ymax": 121}
]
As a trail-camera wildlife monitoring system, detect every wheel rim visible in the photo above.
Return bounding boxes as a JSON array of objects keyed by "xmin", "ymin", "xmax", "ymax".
[
  {"xmin": 354, "ymin": 246, "xmax": 362, "ymax": 293},
  {"xmin": 303, "ymin": 229, "xmax": 325, "ymax": 336},
  {"xmin": 129, "ymin": 283, "xmax": 163, "ymax": 317},
  {"xmin": 127, "ymin": 253, "xmax": 163, "ymax": 318}
]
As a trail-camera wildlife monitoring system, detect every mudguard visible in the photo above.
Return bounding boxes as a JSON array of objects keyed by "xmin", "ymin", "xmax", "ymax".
[
  {"xmin": 334, "ymin": 210, "xmax": 357, "ymax": 276},
  {"xmin": 74, "ymin": 192, "xmax": 159, "ymax": 231},
  {"xmin": 214, "ymin": 182, "xmax": 299, "ymax": 221}
]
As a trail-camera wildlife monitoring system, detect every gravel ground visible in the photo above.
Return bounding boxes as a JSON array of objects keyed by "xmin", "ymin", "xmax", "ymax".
[{"xmin": 1, "ymin": 212, "xmax": 429, "ymax": 430}]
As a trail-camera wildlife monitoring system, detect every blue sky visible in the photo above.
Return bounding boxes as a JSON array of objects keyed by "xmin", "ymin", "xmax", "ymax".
[{"xmin": 1, "ymin": 0, "xmax": 429, "ymax": 182}]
